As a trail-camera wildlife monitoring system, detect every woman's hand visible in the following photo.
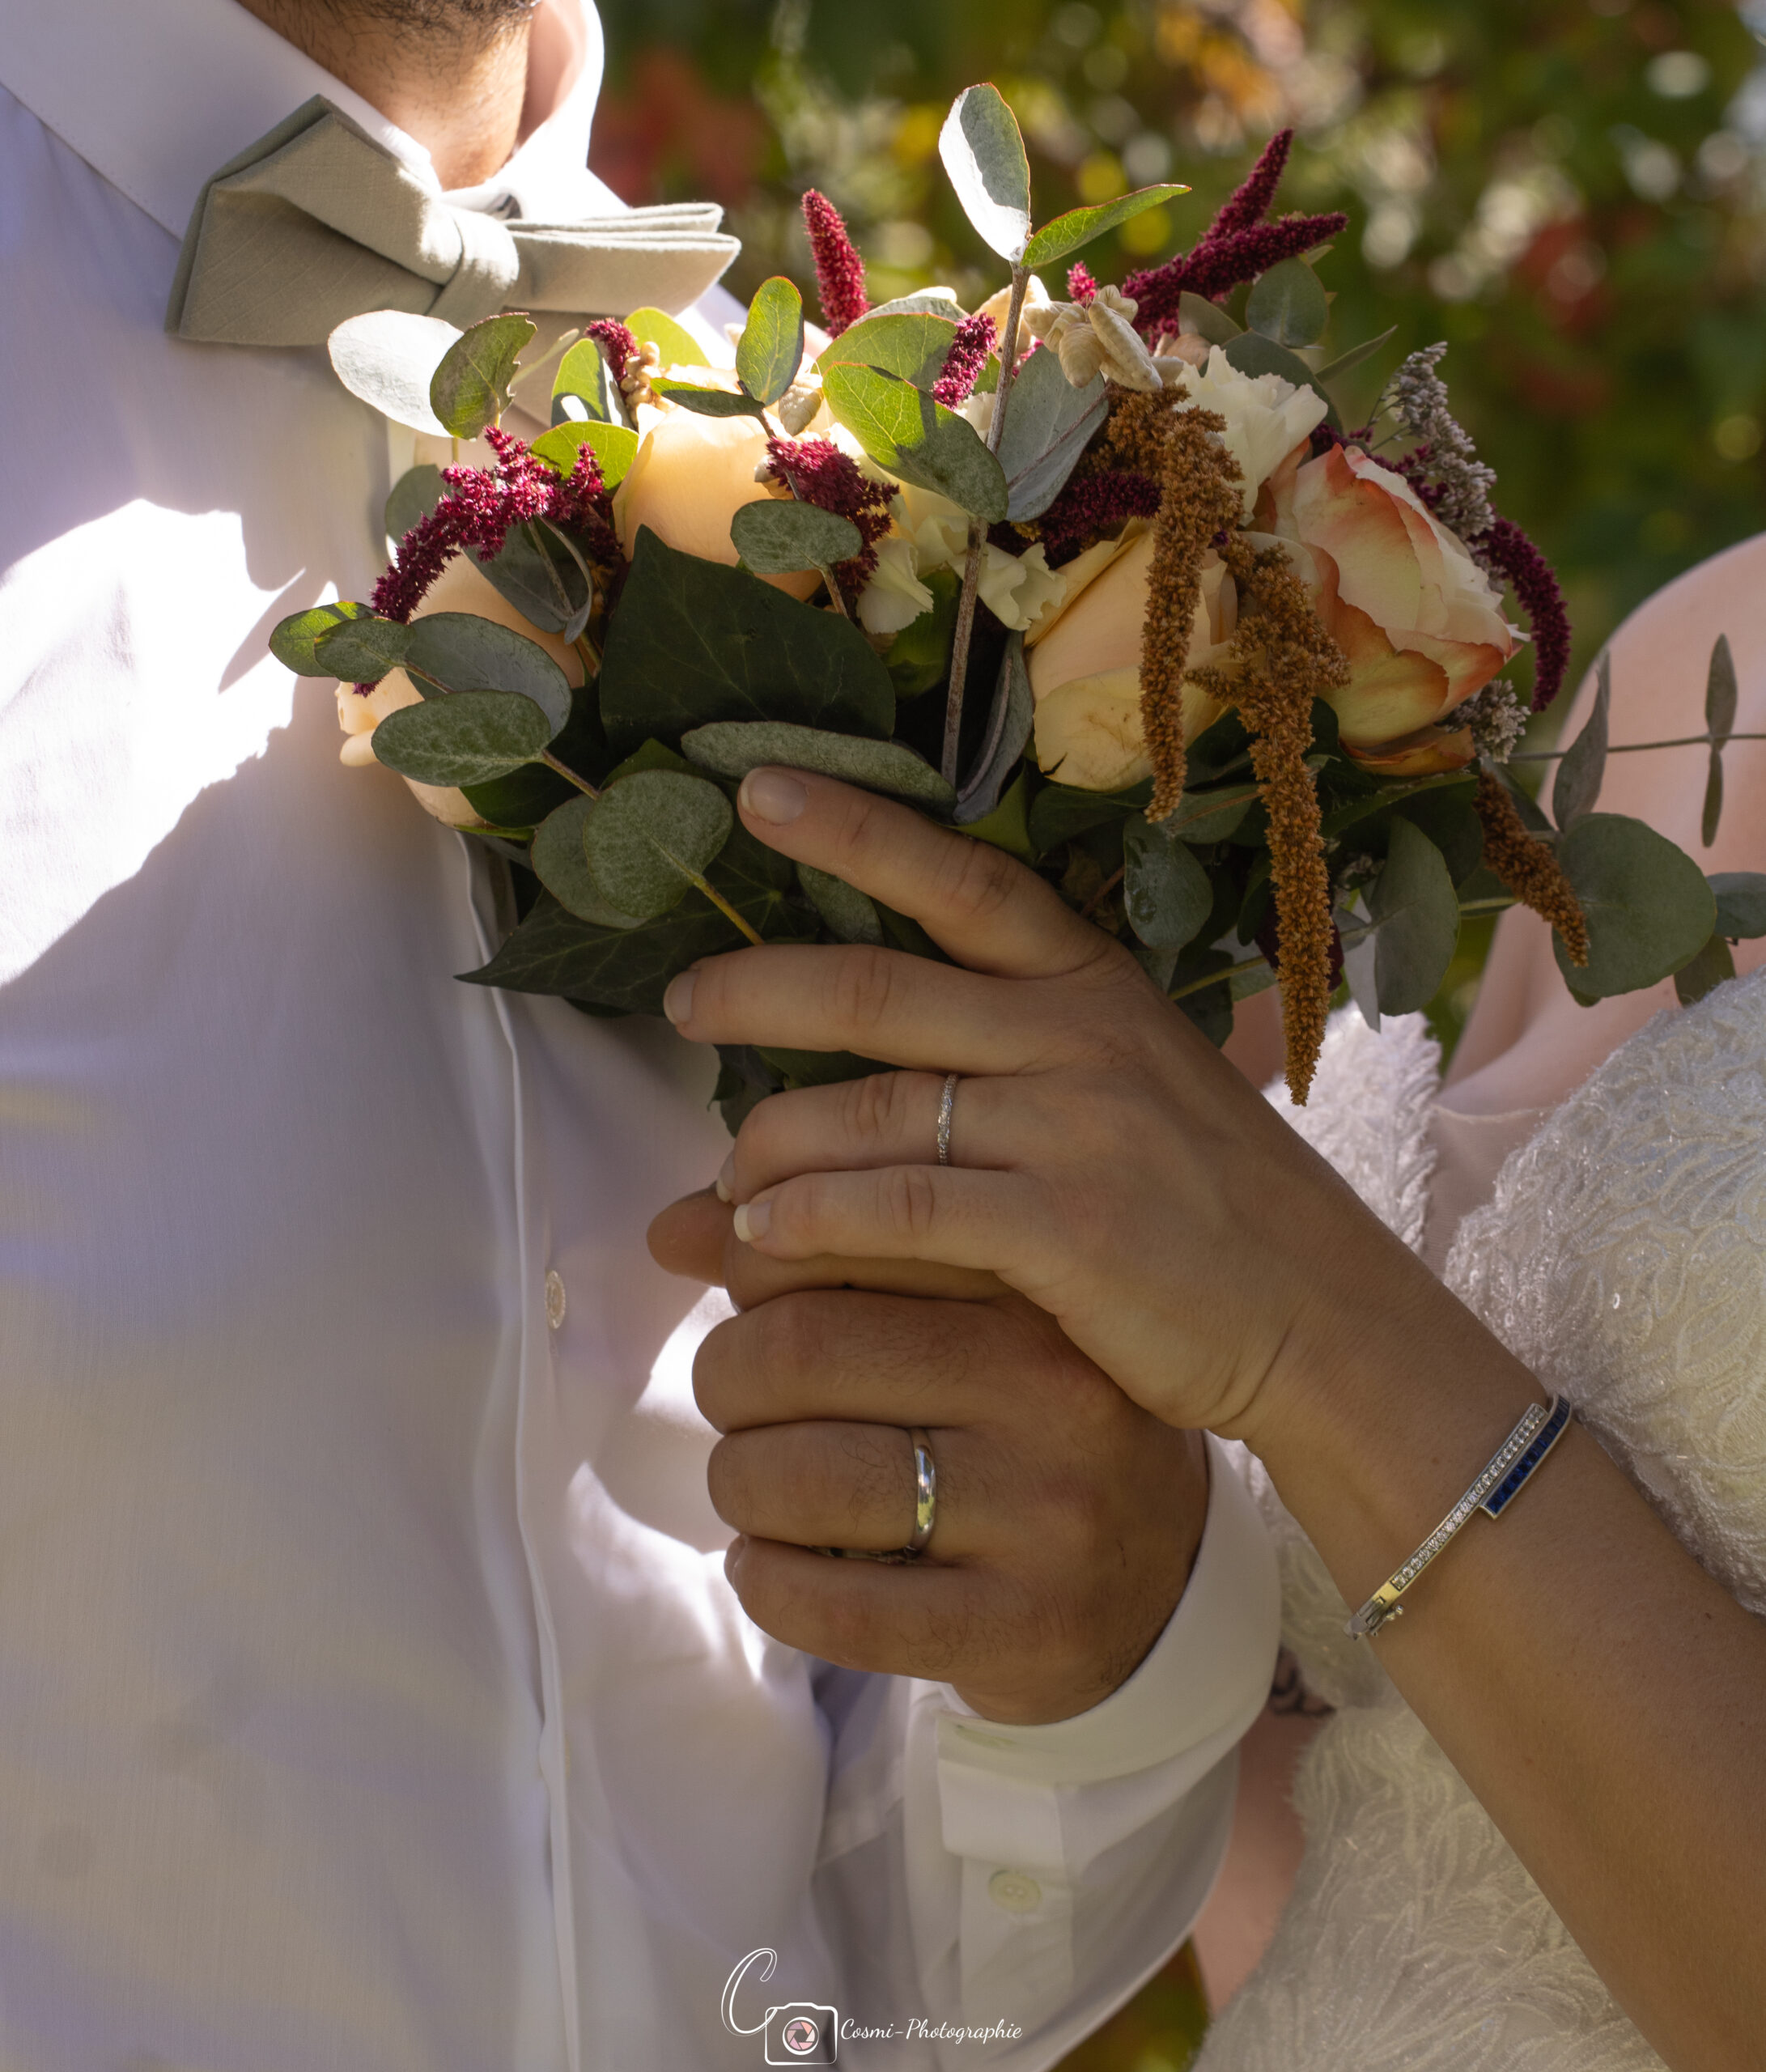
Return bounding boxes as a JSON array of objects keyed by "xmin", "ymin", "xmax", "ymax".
[{"xmin": 657, "ymin": 763, "xmax": 1438, "ymax": 1452}]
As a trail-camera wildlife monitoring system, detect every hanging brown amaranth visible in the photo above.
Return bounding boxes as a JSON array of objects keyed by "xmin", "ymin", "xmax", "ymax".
[{"xmin": 1473, "ymin": 768, "xmax": 1590, "ymax": 965}]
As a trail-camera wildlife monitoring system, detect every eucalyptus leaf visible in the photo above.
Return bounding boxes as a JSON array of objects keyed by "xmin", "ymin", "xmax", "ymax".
[
  {"xmin": 1123, "ymin": 818, "xmax": 1213, "ymax": 951},
  {"xmin": 1710, "ymin": 870, "xmax": 1766, "ymax": 938},
  {"xmin": 681, "ymin": 721, "xmax": 957, "ymax": 805},
  {"xmin": 737, "ymin": 275, "xmax": 806, "ymax": 405},
  {"xmin": 648, "ymin": 378, "xmax": 767, "ymax": 419},
  {"xmin": 1314, "ymin": 326, "xmax": 1399, "ymax": 387},
  {"xmin": 1021, "ymin": 185, "xmax": 1191, "ymax": 268},
  {"xmin": 429, "ymin": 312, "xmax": 537, "ymax": 440},
  {"xmin": 864, "ymin": 290, "xmax": 969, "ymax": 319},
  {"xmin": 797, "ymin": 862, "xmax": 885, "ymax": 945},
  {"xmin": 372, "ymin": 690, "xmax": 554, "ymax": 786},
  {"xmin": 1025, "ymin": 779, "xmax": 1149, "ymax": 853},
  {"xmin": 551, "ymin": 337, "xmax": 620, "ymax": 425},
  {"xmin": 1393, "ymin": 782, "xmax": 1483, "ymax": 885},
  {"xmin": 328, "ymin": 310, "xmax": 458, "ymax": 435},
  {"xmin": 994, "ymin": 345, "xmax": 1109, "ymax": 521},
  {"xmin": 1485, "ymin": 757, "xmax": 1554, "ymax": 835},
  {"xmin": 384, "ymin": 465, "xmax": 445, "ymax": 554},
  {"xmin": 462, "ymin": 827, "xmax": 809, "ymax": 1017},
  {"xmin": 314, "ymin": 614, "xmax": 412, "ymax": 682},
  {"xmin": 1224, "ymin": 329, "xmax": 1331, "ymax": 409},
  {"xmin": 271, "ymin": 600, "xmax": 373, "ymax": 676},
  {"xmin": 1673, "ymin": 930, "xmax": 1737, "ymax": 1007},
  {"xmin": 1369, "ymin": 817, "xmax": 1460, "ymax": 1013},
  {"xmin": 820, "ymin": 360, "xmax": 1008, "ymax": 520},
  {"xmin": 1165, "ymin": 781, "xmax": 1259, "ymax": 843},
  {"xmin": 816, "ymin": 310, "xmax": 960, "ymax": 389},
  {"xmin": 599, "ymin": 532, "xmax": 895, "ymax": 749},
  {"xmin": 405, "ymin": 614, "xmax": 572, "ymax": 735},
  {"xmin": 471, "ymin": 520, "xmax": 590, "ymax": 640},
  {"xmin": 955, "ymin": 631, "xmax": 1033, "ymax": 822},
  {"xmin": 939, "ymin": 84, "xmax": 1033, "ymax": 262},
  {"xmin": 1552, "ymin": 652, "xmax": 1609, "ymax": 826},
  {"xmin": 581, "ymin": 771, "xmax": 735, "ymax": 919},
  {"xmin": 731, "ymin": 499, "xmax": 862, "ymax": 575},
  {"xmin": 1704, "ymin": 631, "xmax": 1738, "ymax": 847},
  {"xmin": 1246, "ymin": 258, "xmax": 1329, "ymax": 348},
  {"xmin": 1554, "ymin": 813, "xmax": 1717, "ymax": 996},
  {"xmin": 622, "ymin": 306, "xmax": 705, "ymax": 372},
  {"xmin": 531, "ymin": 418, "xmax": 639, "ymax": 490},
  {"xmin": 1178, "ymin": 293, "xmax": 1242, "ymax": 346},
  {"xmin": 531, "ymin": 797, "xmax": 645, "ymax": 927}
]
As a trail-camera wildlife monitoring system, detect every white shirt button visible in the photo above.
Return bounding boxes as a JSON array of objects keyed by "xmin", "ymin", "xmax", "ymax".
[
  {"xmin": 987, "ymin": 1869, "xmax": 1042, "ymax": 1914},
  {"xmin": 544, "ymin": 1271, "xmax": 567, "ymax": 1331}
]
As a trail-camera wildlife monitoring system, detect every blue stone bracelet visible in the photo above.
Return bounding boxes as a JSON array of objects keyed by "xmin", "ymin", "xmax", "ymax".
[{"xmin": 1346, "ymin": 1395, "xmax": 1573, "ymax": 1640}]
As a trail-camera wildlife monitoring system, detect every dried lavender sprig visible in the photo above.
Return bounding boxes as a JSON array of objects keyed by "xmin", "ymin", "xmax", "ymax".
[{"xmin": 1378, "ymin": 343, "xmax": 1497, "ymax": 543}]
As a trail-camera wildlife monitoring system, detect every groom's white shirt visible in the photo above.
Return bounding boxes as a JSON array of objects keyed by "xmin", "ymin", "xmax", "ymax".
[{"xmin": 0, "ymin": 1, "xmax": 1279, "ymax": 2064}]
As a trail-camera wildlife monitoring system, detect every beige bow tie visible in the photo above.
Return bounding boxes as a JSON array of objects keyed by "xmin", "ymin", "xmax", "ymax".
[{"xmin": 167, "ymin": 96, "xmax": 740, "ymax": 347}]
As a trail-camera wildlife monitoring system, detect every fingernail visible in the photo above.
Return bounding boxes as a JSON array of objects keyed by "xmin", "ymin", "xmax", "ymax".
[
  {"xmin": 662, "ymin": 970, "xmax": 696, "ymax": 1025},
  {"xmin": 732, "ymin": 1198, "xmax": 772, "ymax": 1243},
  {"xmin": 740, "ymin": 769, "xmax": 807, "ymax": 826},
  {"xmin": 713, "ymin": 1155, "xmax": 735, "ymax": 1204}
]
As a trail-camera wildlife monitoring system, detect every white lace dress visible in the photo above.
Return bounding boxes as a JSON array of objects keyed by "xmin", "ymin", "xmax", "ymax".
[{"xmin": 1195, "ymin": 968, "xmax": 1766, "ymax": 2071}]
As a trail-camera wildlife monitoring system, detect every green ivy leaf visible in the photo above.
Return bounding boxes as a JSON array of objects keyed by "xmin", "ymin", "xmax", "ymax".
[
  {"xmin": 530, "ymin": 417, "xmax": 639, "ymax": 490},
  {"xmin": 531, "ymin": 796, "xmax": 645, "ymax": 927},
  {"xmin": 939, "ymin": 83, "xmax": 1033, "ymax": 262},
  {"xmin": 1025, "ymin": 779, "xmax": 1150, "ymax": 854},
  {"xmin": 820, "ymin": 360, "xmax": 1008, "ymax": 520},
  {"xmin": 1021, "ymin": 185, "xmax": 1191, "ymax": 268},
  {"xmin": 405, "ymin": 613, "xmax": 572, "ymax": 735},
  {"xmin": 1710, "ymin": 870, "xmax": 1766, "ymax": 938},
  {"xmin": 384, "ymin": 465, "xmax": 445, "ymax": 555},
  {"xmin": 1123, "ymin": 818, "xmax": 1213, "ymax": 951},
  {"xmin": 730, "ymin": 499, "xmax": 863, "ymax": 575},
  {"xmin": 1554, "ymin": 813, "xmax": 1717, "ymax": 996},
  {"xmin": 815, "ymin": 309, "xmax": 960, "ymax": 388},
  {"xmin": 429, "ymin": 312, "xmax": 537, "ymax": 440},
  {"xmin": 373, "ymin": 690, "xmax": 554, "ymax": 787},
  {"xmin": 962, "ymin": 770, "xmax": 1035, "ymax": 863},
  {"xmin": 755, "ymin": 1046, "xmax": 889, "ymax": 1089},
  {"xmin": 681, "ymin": 720, "xmax": 957, "ymax": 805},
  {"xmin": 737, "ymin": 275, "xmax": 807, "ymax": 405},
  {"xmin": 995, "ymin": 345, "xmax": 1109, "ymax": 521},
  {"xmin": 313, "ymin": 614, "xmax": 411, "ymax": 682},
  {"xmin": 551, "ymin": 338, "xmax": 621, "ymax": 426},
  {"xmin": 1552, "ymin": 652, "xmax": 1610, "ymax": 827},
  {"xmin": 270, "ymin": 600, "xmax": 373, "ymax": 676},
  {"xmin": 581, "ymin": 771, "xmax": 735, "ymax": 919},
  {"xmin": 328, "ymin": 310, "xmax": 457, "ymax": 435},
  {"xmin": 599, "ymin": 531, "xmax": 896, "ymax": 749},
  {"xmin": 796, "ymin": 861, "xmax": 885, "ymax": 945},
  {"xmin": 1369, "ymin": 817, "xmax": 1460, "ymax": 1013},
  {"xmin": 1245, "ymin": 258, "xmax": 1329, "ymax": 348},
  {"xmin": 470, "ymin": 522, "xmax": 590, "ymax": 640}
]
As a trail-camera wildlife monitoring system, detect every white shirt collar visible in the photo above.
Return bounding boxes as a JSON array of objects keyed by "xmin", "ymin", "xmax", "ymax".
[{"xmin": 0, "ymin": 0, "xmax": 608, "ymax": 241}]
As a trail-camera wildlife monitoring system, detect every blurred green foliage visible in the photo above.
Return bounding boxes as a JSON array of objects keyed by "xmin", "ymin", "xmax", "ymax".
[{"xmin": 588, "ymin": 8, "xmax": 1766, "ymax": 2054}]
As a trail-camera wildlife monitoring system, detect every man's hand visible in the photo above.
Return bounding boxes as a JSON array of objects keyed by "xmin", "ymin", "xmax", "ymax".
[{"xmin": 650, "ymin": 1191, "xmax": 1208, "ymax": 1726}]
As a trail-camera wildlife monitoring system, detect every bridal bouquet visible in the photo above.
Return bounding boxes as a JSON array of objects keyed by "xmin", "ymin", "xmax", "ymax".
[{"xmin": 274, "ymin": 88, "xmax": 1763, "ymax": 1122}]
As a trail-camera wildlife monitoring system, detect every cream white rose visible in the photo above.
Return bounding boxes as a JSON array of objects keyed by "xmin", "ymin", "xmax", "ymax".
[{"xmin": 1178, "ymin": 346, "xmax": 1331, "ymax": 519}]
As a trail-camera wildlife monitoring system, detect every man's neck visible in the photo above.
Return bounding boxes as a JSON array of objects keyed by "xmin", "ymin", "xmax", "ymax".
[{"xmin": 233, "ymin": 0, "xmax": 533, "ymax": 188}]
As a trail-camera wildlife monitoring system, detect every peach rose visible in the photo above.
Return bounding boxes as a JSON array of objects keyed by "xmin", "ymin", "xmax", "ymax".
[
  {"xmin": 611, "ymin": 406, "xmax": 819, "ymax": 601},
  {"xmin": 1252, "ymin": 442, "xmax": 1517, "ymax": 771},
  {"xmin": 1025, "ymin": 532, "xmax": 1239, "ymax": 792},
  {"xmin": 336, "ymin": 554, "xmax": 586, "ymax": 827}
]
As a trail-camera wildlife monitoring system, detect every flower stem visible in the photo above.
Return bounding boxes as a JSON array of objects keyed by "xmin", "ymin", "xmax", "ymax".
[
  {"xmin": 541, "ymin": 749, "xmax": 600, "ymax": 798},
  {"xmin": 818, "ymin": 564, "xmax": 851, "ymax": 618},
  {"xmin": 573, "ymin": 632, "xmax": 600, "ymax": 676},
  {"xmin": 1078, "ymin": 864, "xmax": 1126, "ymax": 921},
  {"xmin": 691, "ymin": 873, "xmax": 765, "ymax": 945},
  {"xmin": 1508, "ymin": 732, "xmax": 1766, "ymax": 761},
  {"xmin": 940, "ymin": 264, "xmax": 1031, "ymax": 790}
]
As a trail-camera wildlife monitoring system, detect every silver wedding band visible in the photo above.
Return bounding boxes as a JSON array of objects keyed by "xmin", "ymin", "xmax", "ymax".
[
  {"xmin": 904, "ymin": 1426, "xmax": 936, "ymax": 1557},
  {"xmin": 936, "ymin": 1073, "xmax": 958, "ymax": 1167}
]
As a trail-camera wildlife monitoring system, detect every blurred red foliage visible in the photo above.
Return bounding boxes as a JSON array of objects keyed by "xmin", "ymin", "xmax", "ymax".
[{"xmin": 589, "ymin": 49, "xmax": 768, "ymax": 208}]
